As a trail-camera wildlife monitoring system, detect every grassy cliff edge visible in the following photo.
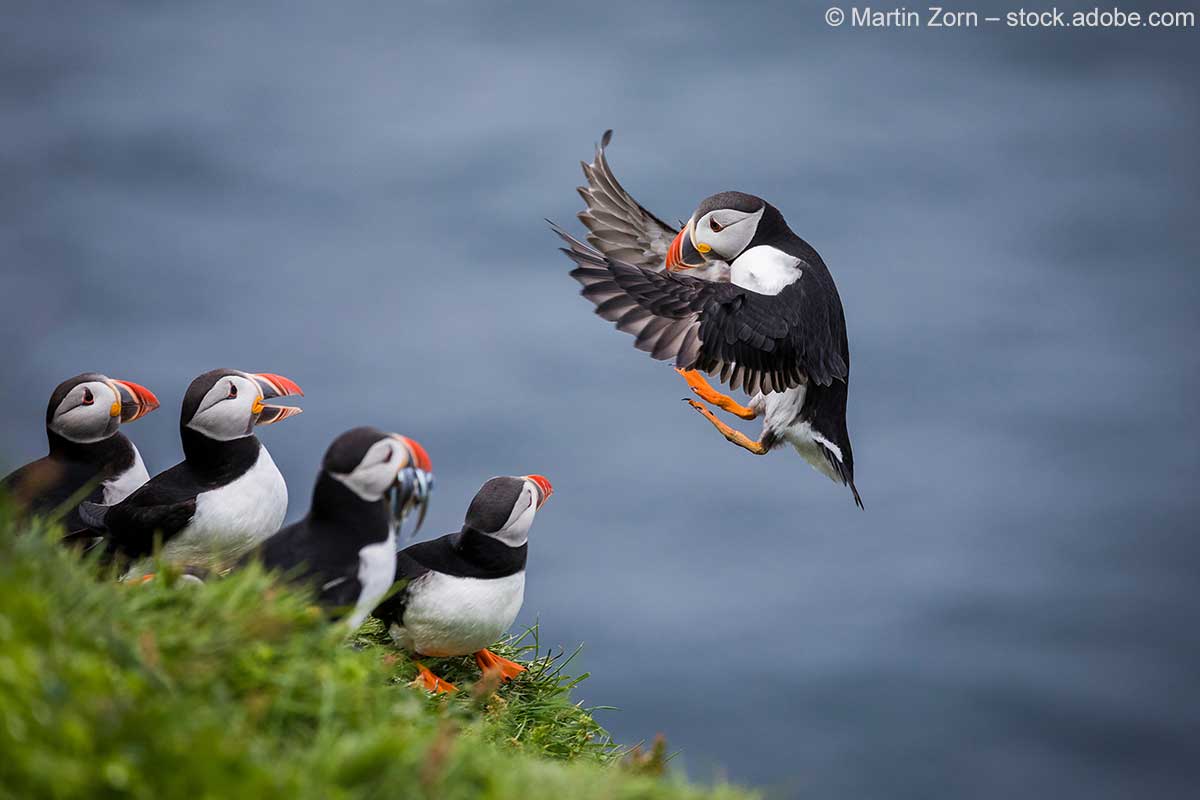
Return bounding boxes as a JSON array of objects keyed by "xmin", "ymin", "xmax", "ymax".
[{"xmin": 0, "ymin": 504, "xmax": 753, "ymax": 800}]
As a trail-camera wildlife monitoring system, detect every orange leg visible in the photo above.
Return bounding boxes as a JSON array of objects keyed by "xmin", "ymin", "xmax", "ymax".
[
  {"xmin": 676, "ymin": 369, "xmax": 757, "ymax": 420},
  {"xmin": 684, "ymin": 399, "xmax": 770, "ymax": 455},
  {"xmin": 414, "ymin": 663, "xmax": 457, "ymax": 694},
  {"xmin": 474, "ymin": 649, "xmax": 526, "ymax": 682}
]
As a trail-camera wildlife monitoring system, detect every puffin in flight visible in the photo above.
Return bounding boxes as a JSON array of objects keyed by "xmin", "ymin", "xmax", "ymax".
[
  {"xmin": 251, "ymin": 426, "xmax": 434, "ymax": 631},
  {"xmin": 76, "ymin": 368, "xmax": 305, "ymax": 567},
  {"xmin": 373, "ymin": 474, "xmax": 553, "ymax": 693},
  {"xmin": 555, "ymin": 131, "xmax": 862, "ymax": 508},
  {"xmin": 2, "ymin": 373, "xmax": 159, "ymax": 530}
]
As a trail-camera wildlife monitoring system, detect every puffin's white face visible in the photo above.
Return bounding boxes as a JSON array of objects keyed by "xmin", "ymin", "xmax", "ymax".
[
  {"xmin": 49, "ymin": 380, "xmax": 121, "ymax": 443},
  {"xmin": 690, "ymin": 204, "xmax": 765, "ymax": 262},
  {"xmin": 492, "ymin": 475, "xmax": 553, "ymax": 547},
  {"xmin": 186, "ymin": 373, "xmax": 265, "ymax": 441},
  {"xmin": 331, "ymin": 436, "xmax": 414, "ymax": 502}
]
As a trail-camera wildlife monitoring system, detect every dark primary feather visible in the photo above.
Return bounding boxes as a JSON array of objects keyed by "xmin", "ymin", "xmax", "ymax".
[
  {"xmin": 553, "ymin": 227, "xmax": 848, "ymax": 396},
  {"xmin": 576, "ymin": 129, "xmax": 677, "ymax": 270}
]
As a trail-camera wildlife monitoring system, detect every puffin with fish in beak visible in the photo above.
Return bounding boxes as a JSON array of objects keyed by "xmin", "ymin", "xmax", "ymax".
[{"xmin": 251, "ymin": 426, "xmax": 434, "ymax": 630}]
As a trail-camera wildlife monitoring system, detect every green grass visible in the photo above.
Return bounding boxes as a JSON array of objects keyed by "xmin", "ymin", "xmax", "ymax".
[{"xmin": 0, "ymin": 500, "xmax": 754, "ymax": 800}]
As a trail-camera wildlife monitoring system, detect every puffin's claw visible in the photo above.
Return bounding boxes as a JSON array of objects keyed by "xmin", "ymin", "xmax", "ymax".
[
  {"xmin": 413, "ymin": 663, "xmax": 457, "ymax": 694},
  {"xmin": 684, "ymin": 399, "xmax": 771, "ymax": 455},
  {"xmin": 475, "ymin": 649, "xmax": 526, "ymax": 682}
]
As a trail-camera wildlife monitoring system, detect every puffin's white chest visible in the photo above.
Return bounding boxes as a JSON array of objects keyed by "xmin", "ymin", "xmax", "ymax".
[
  {"xmin": 102, "ymin": 446, "xmax": 149, "ymax": 504},
  {"xmin": 732, "ymin": 245, "xmax": 803, "ymax": 296},
  {"xmin": 344, "ymin": 527, "xmax": 397, "ymax": 631},
  {"xmin": 164, "ymin": 445, "xmax": 288, "ymax": 563},
  {"xmin": 391, "ymin": 571, "xmax": 526, "ymax": 657}
]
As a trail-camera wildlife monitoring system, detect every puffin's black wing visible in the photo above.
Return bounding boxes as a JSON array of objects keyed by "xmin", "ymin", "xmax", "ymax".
[
  {"xmin": 253, "ymin": 521, "xmax": 364, "ymax": 610},
  {"xmin": 77, "ymin": 462, "xmax": 198, "ymax": 558},
  {"xmin": 254, "ymin": 521, "xmax": 328, "ymax": 578},
  {"xmin": 2, "ymin": 457, "xmax": 104, "ymax": 526},
  {"xmin": 555, "ymin": 229, "xmax": 848, "ymax": 395},
  {"xmin": 577, "ymin": 130, "xmax": 678, "ymax": 271}
]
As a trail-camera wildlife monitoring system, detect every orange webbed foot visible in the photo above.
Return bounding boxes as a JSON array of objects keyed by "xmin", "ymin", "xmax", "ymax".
[
  {"xmin": 413, "ymin": 663, "xmax": 457, "ymax": 694},
  {"xmin": 475, "ymin": 648, "xmax": 526, "ymax": 682}
]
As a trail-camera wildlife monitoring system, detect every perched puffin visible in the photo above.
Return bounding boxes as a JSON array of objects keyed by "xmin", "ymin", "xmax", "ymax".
[
  {"xmin": 76, "ymin": 368, "xmax": 304, "ymax": 566},
  {"xmin": 373, "ymin": 474, "xmax": 553, "ymax": 693},
  {"xmin": 251, "ymin": 426, "xmax": 434, "ymax": 631},
  {"xmin": 2, "ymin": 373, "xmax": 159, "ymax": 530},
  {"xmin": 556, "ymin": 131, "xmax": 862, "ymax": 508}
]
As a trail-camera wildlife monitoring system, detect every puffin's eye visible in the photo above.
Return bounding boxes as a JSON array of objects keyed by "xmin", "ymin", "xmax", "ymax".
[
  {"xmin": 380, "ymin": 446, "xmax": 393, "ymax": 464},
  {"xmin": 226, "ymin": 383, "xmax": 238, "ymax": 399},
  {"xmin": 81, "ymin": 388, "xmax": 94, "ymax": 405},
  {"xmin": 709, "ymin": 217, "xmax": 725, "ymax": 233}
]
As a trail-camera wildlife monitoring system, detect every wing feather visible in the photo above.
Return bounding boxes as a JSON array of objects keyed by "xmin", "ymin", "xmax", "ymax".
[
  {"xmin": 553, "ymin": 226, "xmax": 848, "ymax": 395},
  {"xmin": 576, "ymin": 130, "xmax": 677, "ymax": 271}
]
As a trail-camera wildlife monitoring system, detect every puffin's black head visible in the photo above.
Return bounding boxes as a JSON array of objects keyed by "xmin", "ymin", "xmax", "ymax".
[
  {"xmin": 665, "ymin": 191, "xmax": 789, "ymax": 271},
  {"xmin": 180, "ymin": 368, "xmax": 303, "ymax": 441},
  {"xmin": 45, "ymin": 372, "xmax": 160, "ymax": 444},
  {"xmin": 465, "ymin": 475, "xmax": 553, "ymax": 546},
  {"xmin": 319, "ymin": 425, "xmax": 434, "ymax": 532}
]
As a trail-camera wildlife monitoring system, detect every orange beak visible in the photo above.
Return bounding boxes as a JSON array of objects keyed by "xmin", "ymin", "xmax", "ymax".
[
  {"xmin": 525, "ymin": 474, "xmax": 553, "ymax": 508},
  {"xmin": 111, "ymin": 380, "xmax": 160, "ymax": 423},
  {"xmin": 665, "ymin": 221, "xmax": 707, "ymax": 272},
  {"xmin": 397, "ymin": 436, "xmax": 433, "ymax": 474},
  {"xmin": 251, "ymin": 373, "xmax": 304, "ymax": 425}
]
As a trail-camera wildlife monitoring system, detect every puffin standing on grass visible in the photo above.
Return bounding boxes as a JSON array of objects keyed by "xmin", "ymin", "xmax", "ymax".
[
  {"xmin": 373, "ymin": 474, "xmax": 553, "ymax": 693},
  {"xmin": 2, "ymin": 373, "xmax": 159, "ymax": 530},
  {"xmin": 555, "ymin": 131, "xmax": 862, "ymax": 508},
  {"xmin": 251, "ymin": 426, "xmax": 434, "ymax": 631},
  {"xmin": 76, "ymin": 368, "xmax": 304, "ymax": 567}
]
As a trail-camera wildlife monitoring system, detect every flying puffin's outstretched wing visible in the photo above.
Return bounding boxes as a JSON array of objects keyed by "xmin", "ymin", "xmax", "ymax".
[
  {"xmin": 577, "ymin": 130, "xmax": 678, "ymax": 270},
  {"xmin": 554, "ymin": 227, "xmax": 848, "ymax": 396}
]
